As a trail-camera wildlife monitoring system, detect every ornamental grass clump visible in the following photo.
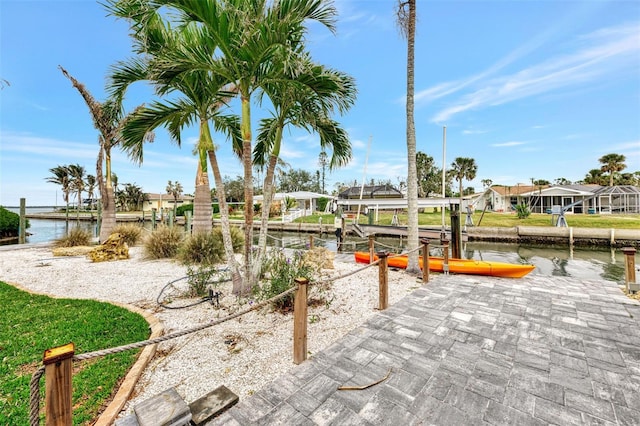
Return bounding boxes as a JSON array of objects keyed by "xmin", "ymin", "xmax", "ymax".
[
  {"xmin": 112, "ymin": 223, "xmax": 143, "ymax": 246},
  {"xmin": 178, "ymin": 231, "xmax": 225, "ymax": 266},
  {"xmin": 53, "ymin": 227, "xmax": 92, "ymax": 247},
  {"xmin": 257, "ymin": 249, "xmax": 313, "ymax": 312},
  {"xmin": 144, "ymin": 225, "xmax": 183, "ymax": 259}
]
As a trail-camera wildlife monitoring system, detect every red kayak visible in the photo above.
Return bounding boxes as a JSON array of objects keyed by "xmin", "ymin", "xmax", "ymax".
[{"xmin": 354, "ymin": 252, "xmax": 534, "ymax": 278}]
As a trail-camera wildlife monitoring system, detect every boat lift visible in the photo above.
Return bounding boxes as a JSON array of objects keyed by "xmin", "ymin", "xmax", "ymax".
[{"xmin": 552, "ymin": 194, "xmax": 597, "ymax": 227}]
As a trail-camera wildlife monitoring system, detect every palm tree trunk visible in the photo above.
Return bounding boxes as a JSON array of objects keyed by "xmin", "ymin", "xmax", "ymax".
[
  {"xmin": 99, "ymin": 187, "xmax": 116, "ymax": 242},
  {"xmin": 240, "ymin": 93, "xmax": 254, "ymax": 293},
  {"xmin": 404, "ymin": 0, "xmax": 420, "ymax": 274},
  {"xmin": 207, "ymin": 150, "xmax": 244, "ymax": 294},
  {"xmin": 192, "ymin": 154, "xmax": 213, "ymax": 234}
]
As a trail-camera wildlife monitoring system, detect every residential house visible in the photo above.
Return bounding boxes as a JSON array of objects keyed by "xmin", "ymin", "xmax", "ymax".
[{"xmin": 143, "ymin": 193, "xmax": 194, "ymax": 213}]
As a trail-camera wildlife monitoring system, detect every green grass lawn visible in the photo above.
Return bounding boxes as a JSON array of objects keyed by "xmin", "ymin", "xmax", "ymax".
[
  {"xmin": 295, "ymin": 211, "xmax": 640, "ymax": 229},
  {"xmin": 0, "ymin": 282, "xmax": 150, "ymax": 425}
]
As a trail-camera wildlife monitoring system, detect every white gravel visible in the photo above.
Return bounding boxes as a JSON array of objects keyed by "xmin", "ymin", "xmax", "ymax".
[{"xmin": 0, "ymin": 244, "xmax": 421, "ymax": 416}]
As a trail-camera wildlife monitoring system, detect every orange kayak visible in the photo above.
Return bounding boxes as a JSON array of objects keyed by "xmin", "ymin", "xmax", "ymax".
[{"xmin": 354, "ymin": 251, "xmax": 534, "ymax": 278}]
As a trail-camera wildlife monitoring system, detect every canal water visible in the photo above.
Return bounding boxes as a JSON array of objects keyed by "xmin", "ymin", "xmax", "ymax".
[{"xmin": 3, "ymin": 210, "xmax": 630, "ymax": 285}]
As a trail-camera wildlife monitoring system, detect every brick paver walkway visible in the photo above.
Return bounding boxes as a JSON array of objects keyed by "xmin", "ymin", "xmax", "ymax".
[{"xmin": 210, "ymin": 274, "xmax": 640, "ymax": 425}]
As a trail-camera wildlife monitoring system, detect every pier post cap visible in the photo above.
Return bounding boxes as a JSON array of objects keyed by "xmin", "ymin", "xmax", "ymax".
[
  {"xmin": 622, "ymin": 247, "xmax": 637, "ymax": 255},
  {"xmin": 43, "ymin": 342, "xmax": 75, "ymax": 365},
  {"xmin": 376, "ymin": 251, "xmax": 389, "ymax": 258}
]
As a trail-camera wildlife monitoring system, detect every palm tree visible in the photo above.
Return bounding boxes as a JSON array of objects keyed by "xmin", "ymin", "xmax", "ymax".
[
  {"xmin": 106, "ymin": 0, "xmax": 244, "ymax": 287},
  {"xmin": 396, "ymin": 0, "xmax": 419, "ymax": 274},
  {"xmin": 166, "ymin": 180, "xmax": 184, "ymax": 219},
  {"xmin": 86, "ymin": 174, "xmax": 96, "ymax": 209},
  {"xmin": 59, "ymin": 66, "xmax": 151, "ymax": 242},
  {"xmin": 131, "ymin": 0, "xmax": 341, "ymax": 293},
  {"xmin": 451, "ymin": 157, "xmax": 478, "ymax": 209},
  {"xmin": 599, "ymin": 153, "xmax": 626, "ymax": 186},
  {"xmin": 252, "ymin": 57, "xmax": 355, "ymax": 269},
  {"xmin": 67, "ymin": 163, "xmax": 86, "ymax": 220},
  {"xmin": 46, "ymin": 165, "xmax": 71, "ymax": 219}
]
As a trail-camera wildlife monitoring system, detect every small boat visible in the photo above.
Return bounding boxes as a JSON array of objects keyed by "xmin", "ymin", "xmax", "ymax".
[{"xmin": 354, "ymin": 252, "xmax": 534, "ymax": 278}]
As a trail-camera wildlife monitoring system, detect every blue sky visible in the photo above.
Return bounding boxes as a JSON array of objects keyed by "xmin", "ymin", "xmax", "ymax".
[{"xmin": 1, "ymin": 0, "xmax": 639, "ymax": 206}]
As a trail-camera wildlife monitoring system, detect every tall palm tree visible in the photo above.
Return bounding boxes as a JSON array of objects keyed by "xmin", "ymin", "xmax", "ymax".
[
  {"xmin": 59, "ymin": 66, "xmax": 151, "ymax": 241},
  {"xmin": 252, "ymin": 57, "xmax": 355, "ymax": 269},
  {"xmin": 67, "ymin": 163, "xmax": 86, "ymax": 220},
  {"xmin": 451, "ymin": 157, "xmax": 478, "ymax": 209},
  {"xmin": 599, "ymin": 153, "xmax": 626, "ymax": 186},
  {"xmin": 397, "ymin": 0, "xmax": 420, "ymax": 274},
  {"xmin": 46, "ymin": 165, "xmax": 71, "ymax": 218}
]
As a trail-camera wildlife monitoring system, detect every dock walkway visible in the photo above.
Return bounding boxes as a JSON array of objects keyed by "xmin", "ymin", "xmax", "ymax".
[{"xmin": 209, "ymin": 273, "xmax": 640, "ymax": 425}]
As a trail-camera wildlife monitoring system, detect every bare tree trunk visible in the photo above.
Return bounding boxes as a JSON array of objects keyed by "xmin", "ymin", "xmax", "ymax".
[
  {"xmin": 252, "ymin": 151, "xmax": 279, "ymax": 280},
  {"xmin": 240, "ymin": 95, "xmax": 254, "ymax": 294}
]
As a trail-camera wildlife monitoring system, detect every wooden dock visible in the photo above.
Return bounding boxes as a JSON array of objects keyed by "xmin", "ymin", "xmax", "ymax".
[{"xmin": 351, "ymin": 223, "xmax": 468, "ymax": 242}]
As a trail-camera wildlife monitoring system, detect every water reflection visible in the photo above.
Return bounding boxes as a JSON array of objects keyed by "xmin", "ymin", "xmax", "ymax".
[
  {"xmin": 7, "ymin": 221, "xmax": 629, "ymax": 285},
  {"xmin": 260, "ymin": 234, "xmax": 628, "ymax": 285}
]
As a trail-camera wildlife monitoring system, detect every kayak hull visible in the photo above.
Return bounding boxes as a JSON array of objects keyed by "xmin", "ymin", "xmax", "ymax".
[{"xmin": 354, "ymin": 252, "xmax": 534, "ymax": 278}]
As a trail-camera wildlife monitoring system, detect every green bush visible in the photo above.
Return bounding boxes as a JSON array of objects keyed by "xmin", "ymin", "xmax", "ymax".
[
  {"xmin": 112, "ymin": 224, "xmax": 143, "ymax": 246},
  {"xmin": 175, "ymin": 203, "xmax": 193, "ymax": 217},
  {"xmin": 178, "ymin": 231, "xmax": 224, "ymax": 265},
  {"xmin": 257, "ymin": 249, "xmax": 313, "ymax": 311},
  {"xmin": 144, "ymin": 225, "xmax": 184, "ymax": 259},
  {"xmin": 317, "ymin": 197, "xmax": 329, "ymax": 212},
  {"xmin": 185, "ymin": 265, "xmax": 229, "ymax": 297},
  {"xmin": 212, "ymin": 203, "xmax": 220, "ymax": 214},
  {"xmin": 53, "ymin": 228, "xmax": 92, "ymax": 247},
  {"xmin": 0, "ymin": 206, "xmax": 29, "ymax": 238},
  {"xmin": 515, "ymin": 204, "xmax": 531, "ymax": 219}
]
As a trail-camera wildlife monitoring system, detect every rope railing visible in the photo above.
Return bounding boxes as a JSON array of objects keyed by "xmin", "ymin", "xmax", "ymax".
[
  {"xmin": 28, "ymin": 249, "xmax": 390, "ymax": 426},
  {"xmin": 29, "ymin": 233, "xmax": 441, "ymax": 425},
  {"xmin": 29, "ymin": 283, "xmax": 299, "ymax": 426}
]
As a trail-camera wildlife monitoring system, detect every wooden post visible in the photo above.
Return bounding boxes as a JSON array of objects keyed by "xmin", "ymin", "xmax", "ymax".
[
  {"xmin": 185, "ymin": 210, "xmax": 192, "ymax": 233},
  {"xmin": 293, "ymin": 277, "xmax": 309, "ymax": 364},
  {"xmin": 377, "ymin": 251, "xmax": 389, "ymax": 310},
  {"xmin": 442, "ymin": 240, "xmax": 450, "ymax": 275},
  {"xmin": 622, "ymin": 247, "xmax": 638, "ymax": 293},
  {"xmin": 309, "ymin": 235, "xmax": 314, "ymax": 249},
  {"xmin": 168, "ymin": 210, "xmax": 174, "ymax": 228},
  {"xmin": 421, "ymin": 239, "xmax": 430, "ymax": 283},
  {"xmin": 44, "ymin": 342, "xmax": 75, "ymax": 426},
  {"xmin": 151, "ymin": 208, "xmax": 157, "ymax": 229},
  {"xmin": 368, "ymin": 235, "xmax": 375, "ymax": 263},
  {"xmin": 19, "ymin": 198, "xmax": 26, "ymax": 244},
  {"xmin": 450, "ymin": 205, "xmax": 461, "ymax": 258}
]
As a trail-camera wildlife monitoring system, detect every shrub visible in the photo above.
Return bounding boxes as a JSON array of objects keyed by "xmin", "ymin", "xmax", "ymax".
[
  {"xmin": 175, "ymin": 204, "xmax": 193, "ymax": 217},
  {"xmin": 0, "ymin": 206, "xmax": 29, "ymax": 238},
  {"xmin": 515, "ymin": 204, "xmax": 531, "ymax": 219},
  {"xmin": 212, "ymin": 203, "xmax": 220, "ymax": 214},
  {"xmin": 53, "ymin": 228, "xmax": 92, "ymax": 247},
  {"xmin": 257, "ymin": 249, "xmax": 313, "ymax": 311},
  {"xmin": 317, "ymin": 197, "xmax": 329, "ymax": 212},
  {"xmin": 144, "ymin": 225, "xmax": 183, "ymax": 259},
  {"xmin": 112, "ymin": 224, "xmax": 143, "ymax": 246},
  {"xmin": 178, "ymin": 231, "xmax": 224, "ymax": 265},
  {"xmin": 185, "ymin": 265, "xmax": 229, "ymax": 297}
]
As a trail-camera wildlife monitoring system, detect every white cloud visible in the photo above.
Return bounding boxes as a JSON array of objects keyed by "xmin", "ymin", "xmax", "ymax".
[
  {"xmin": 429, "ymin": 22, "xmax": 640, "ymax": 123},
  {"xmin": 491, "ymin": 141, "xmax": 526, "ymax": 147},
  {"xmin": 462, "ymin": 129, "xmax": 488, "ymax": 135}
]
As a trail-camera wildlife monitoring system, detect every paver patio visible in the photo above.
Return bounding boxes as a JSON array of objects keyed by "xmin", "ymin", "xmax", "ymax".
[{"xmin": 209, "ymin": 272, "xmax": 640, "ymax": 425}]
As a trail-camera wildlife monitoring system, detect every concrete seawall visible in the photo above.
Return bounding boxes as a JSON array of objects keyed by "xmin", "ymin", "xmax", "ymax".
[
  {"xmin": 466, "ymin": 226, "xmax": 640, "ymax": 248},
  {"xmin": 24, "ymin": 213, "xmax": 640, "ymax": 247}
]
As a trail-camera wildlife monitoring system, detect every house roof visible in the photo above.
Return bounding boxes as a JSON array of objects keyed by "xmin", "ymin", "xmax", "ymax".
[
  {"xmin": 489, "ymin": 185, "xmax": 544, "ymax": 197},
  {"xmin": 254, "ymin": 191, "xmax": 332, "ymax": 202},
  {"xmin": 339, "ymin": 185, "xmax": 402, "ymax": 199}
]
